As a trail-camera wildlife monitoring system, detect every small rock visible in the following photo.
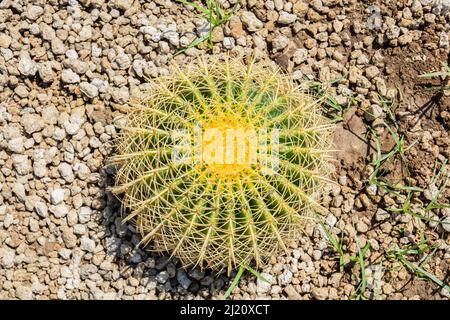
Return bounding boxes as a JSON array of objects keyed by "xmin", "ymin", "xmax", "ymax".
[
  {"xmin": 80, "ymin": 237, "xmax": 96, "ymax": 253},
  {"xmin": 356, "ymin": 221, "xmax": 369, "ymax": 233},
  {"xmin": 439, "ymin": 31, "xmax": 449, "ymax": 48},
  {"xmin": 442, "ymin": 217, "xmax": 450, "ymax": 233},
  {"xmin": 73, "ymin": 224, "xmax": 87, "ymax": 235},
  {"xmin": 111, "ymin": 86, "xmax": 129, "ymax": 103},
  {"xmin": 325, "ymin": 214, "xmax": 337, "ymax": 227},
  {"xmin": 80, "ymin": 82, "xmax": 99, "ymax": 98},
  {"xmin": 8, "ymin": 137, "xmax": 24, "ymax": 153},
  {"xmin": 272, "ymin": 34, "xmax": 289, "ymax": 51},
  {"xmin": 34, "ymin": 201, "xmax": 48, "ymax": 218},
  {"xmin": 26, "ymin": 5, "xmax": 44, "ymax": 21},
  {"xmin": 78, "ymin": 25, "xmax": 92, "ymax": 42},
  {"xmin": 1, "ymin": 249, "xmax": 15, "ymax": 268},
  {"xmin": 21, "ymin": 113, "xmax": 43, "ymax": 134},
  {"xmin": 13, "ymin": 183, "xmax": 26, "ymax": 202},
  {"xmin": 241, "ymin": 11, "xmax": 263, "ymax": 32},
  {"xmin": 58, "ymin": 163, "xmax": 75, "ymax": 182},
  {"xmin": 284, "ymin": 284, "xmax": 301, "ymax": 299},
  {"xmin": 50, "ymin": 189, "xmax": 65, "ymax": 205},
  {"xmin": 312, "ymin": 287, "xmax": 329, "ymax": 300},
  {"xmin": 51, "ymin": 38, "xmax": 66, "ymax": 55},
  {"xmin": 50, "ymin": 204, "xmax": 68, "ymax": 218},
  {"xmin": 0, "ymin": 33, "xmax": 12, "ymax": 48},
  {"xmin": 293, "ymin": 48, "xmax": 308, "ymax": 64},
  {"xmin": 38, "ymin": 62, "xmax": 55, "ymax": 83},
  {"xmin": 223, "ymin": 37, "xmax": 235, "ymax": 49},
  {"xmin": 333, "ymin": 20, "xmax": 344, "ymax": 33},
  {"xmin": 256, "ymin": 272, "xmax": 274, "ymax": 293},
  {"xmin": 365, "ymin": 66, "xmax": 380, "ymax": 79},
  {"xmin": 398, "ymin": 33, "xmax": 412, "ymax": 45},
  {"xmin": 375, "ymin": 208, "xmax": 390, "ymax": 222},
  {"xmin": 176, "ymin": 270, "xmax": 192, "ymax": 290},
  {"xmin": 12, "ymin": 154, "xmax": 31, "ymax": 175},
  {"xmin": 278, "ymin": 11, "xmax": 297, "ymax": 24},
  {"xmin": 61, "ymin": 69, "xmax": 80, "ymax": 84},
  {"xmin": 79, "ymin": 207, "xmax": 92, "ymax": 224},
  {"xmin": 16, "ymin": 286, "xmax": 33, "ymax": 300},
  {"xmin": 114, "ymin": 0, "xmax": 133, "ymax": 10},
  {"xmin": 18, "ymin": 53, "xmax": 38, "ymax": 76},
  {"xmin": 229, "ymin": 16, "xmax": 244, "ymax": 38},
  {"xmin": 278, "ymin": 269, "xmax": 293, "ymax": 285},
  {"xmin": 61, "ymin": 227, "xmax": 77, "ymax": 248},
  {"xmin": 364, "ymin": 104, "xmax": 384, "ymax": 121},
  {"xmin": 155, "ymin": 271, "xmax": 170, "ymax": 284}
]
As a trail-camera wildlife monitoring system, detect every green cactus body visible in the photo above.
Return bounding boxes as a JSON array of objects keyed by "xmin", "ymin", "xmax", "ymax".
[{"xmin": 111, "ymin": 57, "xmax": 333, "ymax": 273}]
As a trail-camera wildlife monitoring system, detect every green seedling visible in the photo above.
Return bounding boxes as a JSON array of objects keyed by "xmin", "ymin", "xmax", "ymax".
[
  {"xmin": 350, "ymin": 231, "xmax": 371, "ymax": 300},
  {"xmin": 367, "ymin": 123, "xmax": 418, "ymax": 194},
  {"xmin": 176, "ymin": 0, "xmax": 238, "ymax": 55},
  {"xmin": 319, "ymin": 220, "xmax": 346, "ymax": 272},
  {"xmin": 418, "ymin": 63, "xmax": 450, "ymax": 92},
  {"xmin": 222, "ymin": 264, "xmax": 270, "ymax": 300},
  {"xmin": 386, "ymin": 231, "xmax": 449, "ymax": 294},
  {"xmin": 425, "ymin": 159, "xmax": 450, "ymax": 212},
  {"xmin": 306, "ymin": 78, "xmax": 357, "ymax": 122}
]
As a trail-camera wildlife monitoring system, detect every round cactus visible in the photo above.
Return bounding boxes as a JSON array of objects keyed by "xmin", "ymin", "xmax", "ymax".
[{"xmin": 111, "ymin": 57, "xmax": 333, "ymax": 273}]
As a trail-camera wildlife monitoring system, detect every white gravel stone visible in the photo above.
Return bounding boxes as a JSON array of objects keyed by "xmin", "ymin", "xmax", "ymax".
[
  {"xmin": 78, "ymin": 207, "xmax": 92, "ymax": 224},
  {"xmin": 12, "ymin": 183, "xmax": 26, "ymax": 202},
  {"xmin": 73, "ymin": 163, "xmax": 91, "ymax": 180},
  {"xmin": 256, "ymin": 273, "xmax": 274, "ymax": 293},
  {"xmin": 38, "ymin": 62, "xmax": 55, "ymax": 83},
  {"xmin": 114, "ymin": 0, "xmax": 133, "ymax": 10},
  {"xmin": 58, "ymin": 248, "xmax": 72, "ymax": 260},
  {"xmin": 8, "ymin": 136, "xmax": 24, "ymax": 153},
  {"xmin": 34, "ymin": 201, "xmax": 48, "ymax": 218},
  {"xmin": 74, "ymin": 224, "xmax": 87, "ymax": 235},
  {"xmin": 26, "ymin": 5, "xmax": 44, "ymax": 21},
  {"xmin": 1, "ymin": 249, "xmax": 15, "ymax": 268},
  {"xmin": 364, "ymin": 104, "xmax": 384, "ymax": 121},
  {"xmin": 21, "ymin": 113, "xmax": 43, "ymax": 134},
  {"xmin": 241, "ymin": 11, "xmax": 263, "ymax": 32},
  {"xmin": 16, "ymin": 286, "xmax": 33, "ymax": 300},
  {"xmin": 50, "ymin": 204, "xmax": 69, "ymax": 218},
  {"xmin": 140, "ymin": 26, "xmax": 162, "ymax": 42},
  {"xmin": 278, "ymin": 11, "xmax": 297, "ymax": 24},
  {"xmin": 80, "ymin": 82, "xmax": 99, "ymax": 98},
  {"xmin": 326, "ymin": 214, "xmax": 337, "ymax": 227},
  {"xmin": 375, "ymin": 208, "xmax": 390, "ymax": 222},
  {"xmin": 278, "ymin": 269, "xmax": 293, "ymax": 285},
  {"xmin": 78, "ymin": 25, "xmax": 93, "ymax": 42},
  {"xmin": 33, "ymin": 160, "xmax": 47, "ymax": 178},
  {"xmin": 50, "ymin": 189, "xmax": 65, "ymax": 205},
  {"xmin": 61, "ymin": 69, "xmax": 80, "ymax": 84},
  {"xmin": 293, "ymin": 48, "xmax": 308, "ymax": 64},
  {"xmin": 12, "ymin": 154, "xmax": 31, "ymax": 175},
  {"xmin": 223, "ymin": 37, "xmax": 235, "ymax": 49},
  {"xmin": 443, "ymin": 217, "xmax": 450, "ymax": 233},
  {"xmin": 51, "ymin": 38, "xmax": 66, "ymax": 55},
  {"xmin": 42, "ymin": 105, "xmax": 59, "ymax": 124},
  {"xmin": 18, "ymin": 53, "xmax": 38, "ymax": 76},
  {"xmin": 272, "ymin": 34, "xmax": 289, "ymax": 51},
  {"xmin": 80, "ymin": 237, "xmax": 96, "ymax": 253},
  {"xmin": 58, "ymin": 163, "xmax": 75, "ymax": 182}
]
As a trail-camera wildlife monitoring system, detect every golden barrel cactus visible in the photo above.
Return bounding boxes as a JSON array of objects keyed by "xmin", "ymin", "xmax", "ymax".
[{"xmin": 111, "ymin": 57, "xmax": 333, "ymax": 273}]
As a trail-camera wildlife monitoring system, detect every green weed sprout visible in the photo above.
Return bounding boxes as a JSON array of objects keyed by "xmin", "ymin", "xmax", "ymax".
[
  {"xmin": 176, "ymin": 0, "xmax": 238, "ymax": 55},
  {"xmin": 110, "ymin": 56, "xmax": 334, "ymax": 274}
]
